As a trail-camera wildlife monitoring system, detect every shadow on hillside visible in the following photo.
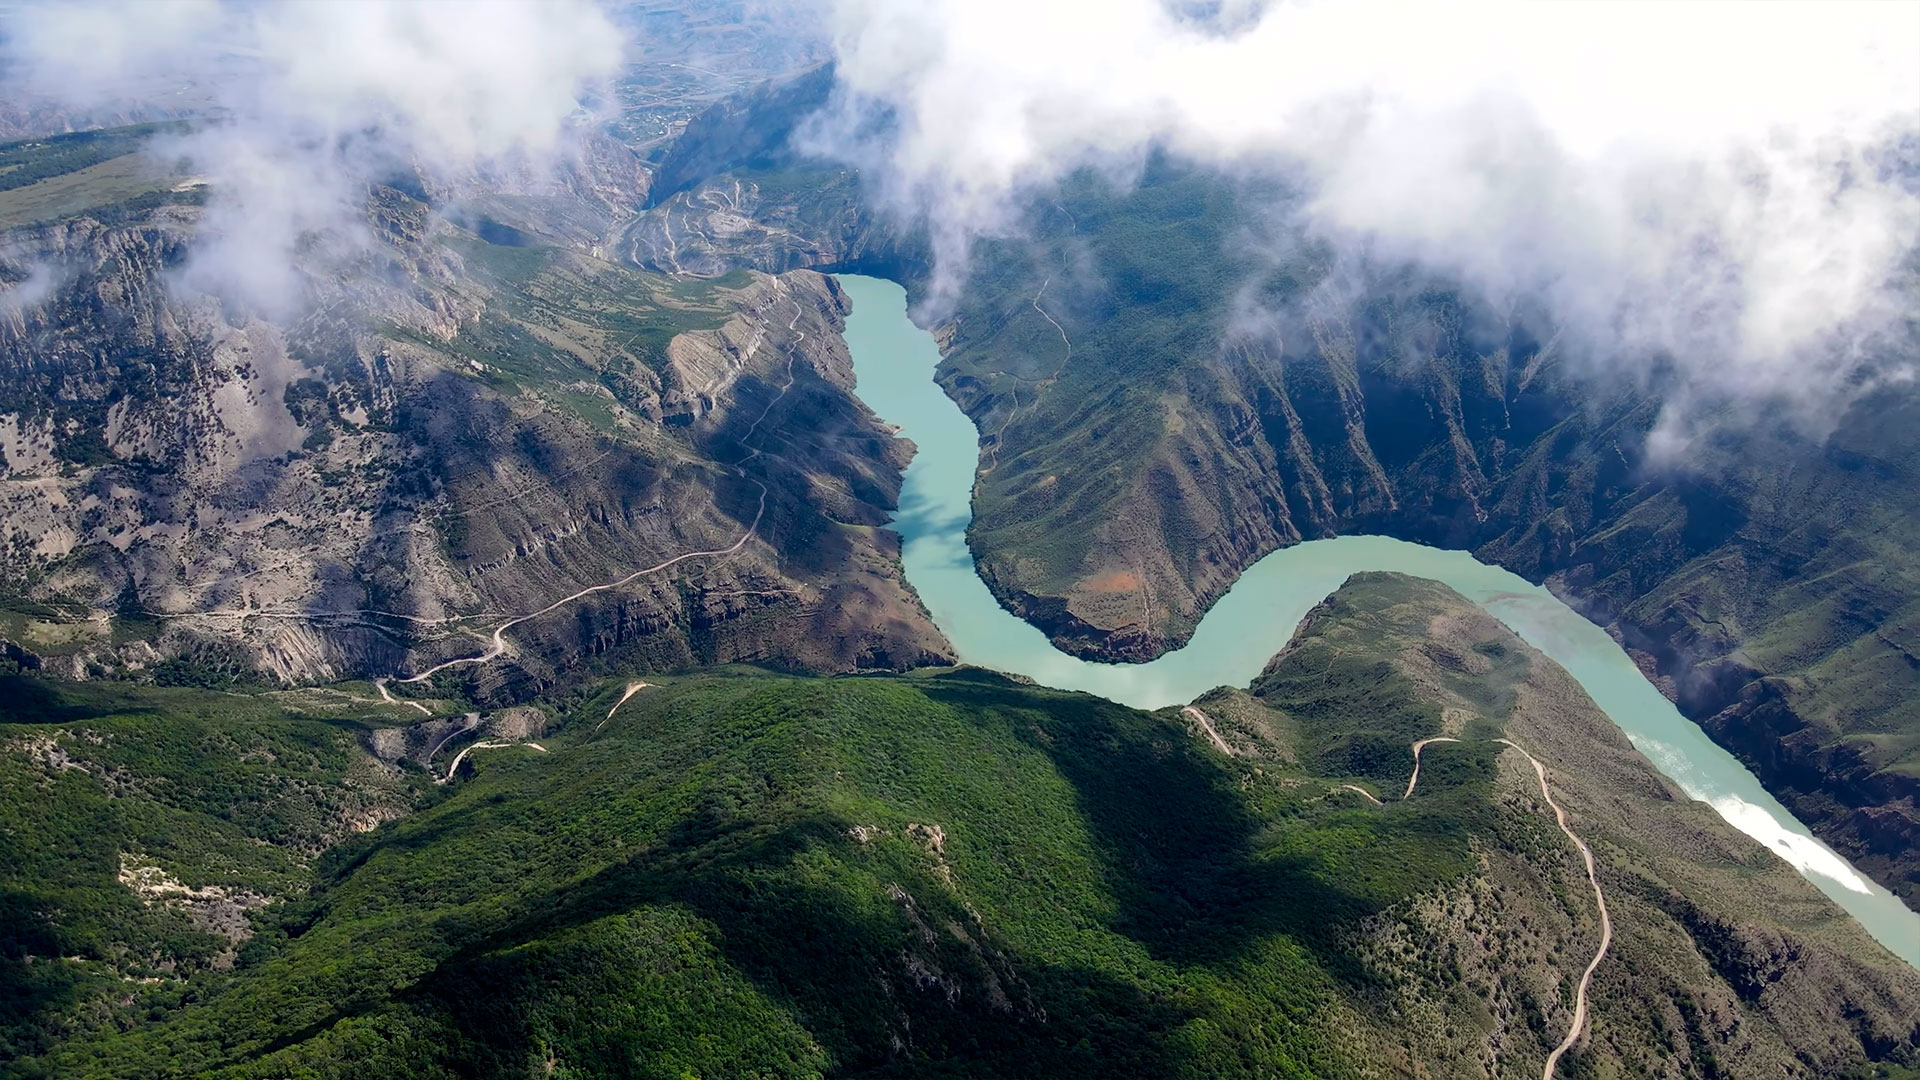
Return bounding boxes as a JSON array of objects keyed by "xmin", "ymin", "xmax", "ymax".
[
  {"xmin": 270, "ymin": 673, "xmax": 1495, "ymax": 1074},
  {"xmin": 920, "ymin": 680, "xmax": 1408, "ymax": 966},
  {"xmin": 0, "ymin": 675, "xmax": 157, "ymax": 725},
  {"xmin": 408, "ymin": 809, "xmax": 1193, "ymax": 1078},
  {"xmin": 0, "ymin": 890, "xmax": 86, "ymax": 1061}
]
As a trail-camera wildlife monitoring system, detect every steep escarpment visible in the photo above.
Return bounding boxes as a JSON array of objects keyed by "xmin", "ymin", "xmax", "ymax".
[
  {"xmin": 527, "ymin": 68, "xmax": 1920, "ymax": 906},
  {"xmin": 0, "ymin": 136, "xmax": 947, "ymax": 694}
]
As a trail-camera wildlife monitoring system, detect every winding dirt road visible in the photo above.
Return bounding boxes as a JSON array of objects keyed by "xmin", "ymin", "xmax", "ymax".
[
  {"xmin": 374, "ymin": 678, "xmax": 432, "ymax": 716},
  {"xmin": 1402, "ymin": 736, "xmax": 1612, "ymax": 1079},
  {"xmin": 1181, "ymin": 705, "xmax": 1236, "ymax": 756},
  {"xmin": 1339, "ymin": 783, "xmax": 1383, "ymax": 806},
  {"xmin": 982, "ymin": 277, "xmax": 1075, "ymax": 475},
  {"xmin": 394, "ymin": 298, "xmax": 808, "ymax": 685},
  {"xmin": 606, "ymin": 680, "xmax": 654, "ymax": 720},
  {"xmin": 439, "ymin": 738, "xmax": 547, "ymax": 784},
  {"xmin": 1404, "ymin": 736, "xmax": 1460, "ymax": 798},
  {"xmin": 1494, "ymin": 739, "xmax": 1613, "ymax": 1080}
]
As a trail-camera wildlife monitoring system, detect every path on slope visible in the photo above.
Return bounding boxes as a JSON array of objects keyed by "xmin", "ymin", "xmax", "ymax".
[
  {"xmin": 440, "ymin": 738, "xmax": 547, "ymax": 784},
  {"xmin": 1404, "ymin": 736, "xmax": 1612, "ymax": 1079},
  {"xmin": 981, "ymin": 276, "xmax": 1074, "ymax": 475},
  {"xmin": 1180, "ymin": 705, "xmax": 1235, "ymax": 757},
  {"xmin": 374, "ymin": 678, "xmax": 432, "ymax": 716},
  {"xmin": 1405, "ymin": 736, "xmax": 1459, "ymax": 799},
  {"xmin": 1495, "ymin": 738, "xmax": 1613, "ymax": 1080},
  {"xmin": 391, "ymin": 298, "xmax": 808, "ymax": 686}
]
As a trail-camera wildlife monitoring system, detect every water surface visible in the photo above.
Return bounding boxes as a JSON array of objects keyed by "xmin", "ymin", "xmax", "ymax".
[{"xmin": 835, "ymin": 273, "xmax": 1919, "ymax": 967}]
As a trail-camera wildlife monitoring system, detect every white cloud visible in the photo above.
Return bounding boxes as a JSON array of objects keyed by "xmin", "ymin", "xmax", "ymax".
[
  {"xmin": 3, "ymin": 0, "xmax": 626, "ymax": 316},
  {"xmin": 814, "ymin": 0, "xmax": 1920, "ymax": 437}
]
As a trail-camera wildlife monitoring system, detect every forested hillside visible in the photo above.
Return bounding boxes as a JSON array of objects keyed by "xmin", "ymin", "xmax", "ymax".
[
  {"xmin": 621, "ymin": 68, "xmax": 1920, "ymax": 910},
  {"xmin": 6, "ymin": 576, "xmax": 1912, "ymax": 1078}
]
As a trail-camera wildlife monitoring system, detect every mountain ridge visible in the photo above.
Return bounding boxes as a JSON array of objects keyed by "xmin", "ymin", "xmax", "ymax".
[
  {"xmin": 4, "ymin": 573, "xmax": 1913, "ymax": 1078},
  {"xmin": 612, "ymin": 74, "xmax": 1920, "ymax": 907}
]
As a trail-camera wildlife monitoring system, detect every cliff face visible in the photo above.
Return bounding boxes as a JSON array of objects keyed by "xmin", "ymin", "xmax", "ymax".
[
  {"xmin": 335, "ymin": 68, "xmax": 1919, "ymax": 906},
  {"xmin": 0, "ymin": 159, "xmax": 947, "ymax": 695}
]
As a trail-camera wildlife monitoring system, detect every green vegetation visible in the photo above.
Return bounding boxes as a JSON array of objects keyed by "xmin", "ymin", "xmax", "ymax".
[
  {"xmin": 4, "ymin": 576, "xmax": 1914, "ymax": 1077},
  {"xmin": 1252, "ymin": 578, "xmax": 1523, "ymax": 793},
  {"xmin": 926, "ymin": 162, "xmax": 1325, "ymax": 639},
  {"xmin": 6, "ymin": 665, "xmax": 1494, "ymax": 1078},
  {"xmin": 0, "ymin": 125, "xmax": 180, "ymax": 193},
  {"xmin": 0, "ymin": 125, "xmax": 192, "ymax": 229},
  {"xmin": 0, "ymin": 678, "xmax": 427, "ymax": 1065}
]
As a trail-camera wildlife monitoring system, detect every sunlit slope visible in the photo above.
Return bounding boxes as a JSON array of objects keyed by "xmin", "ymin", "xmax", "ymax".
[
  {"xmin": 14, "ymin": 577, "xmax": 1914, "ymax": 1079},
  {"xmin": 0, "ymin": 125, "xmax": 947, "ymax": 696},
  {"xmin": 930, "ymin": 164, "xmax": 1920, "ymax": 910}
]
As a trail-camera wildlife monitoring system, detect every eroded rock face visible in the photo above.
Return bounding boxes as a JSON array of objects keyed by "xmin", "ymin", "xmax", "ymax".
[{"xmin": 0, "ymin": 183, "xmax": 947, "ymax": 693}]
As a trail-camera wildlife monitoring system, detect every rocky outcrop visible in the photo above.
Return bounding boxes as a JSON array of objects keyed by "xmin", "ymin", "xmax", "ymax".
[{"xmin": 0, "ymin": 181, "xmax": 948, "ymax": 694}]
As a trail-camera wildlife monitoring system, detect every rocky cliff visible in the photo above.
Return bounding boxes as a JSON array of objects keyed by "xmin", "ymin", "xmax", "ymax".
[
  {"xmin": 611, "ymin": 83, "xmax": 1920, "ymax": 909},
  {"xmin": 0, "ymin": 137, "xmax": 947, "ymax": 697}
]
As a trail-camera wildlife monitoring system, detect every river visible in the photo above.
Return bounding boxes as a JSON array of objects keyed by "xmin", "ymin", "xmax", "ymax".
[{"xmin": 834, "ymin": 273, "xmax": 1920, "ymax": 968}]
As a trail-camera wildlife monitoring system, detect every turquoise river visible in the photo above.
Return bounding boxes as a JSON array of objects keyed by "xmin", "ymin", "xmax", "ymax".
[{"xmin": 834, "ymin": 273, "xmax": 1920, "ymax": 968}]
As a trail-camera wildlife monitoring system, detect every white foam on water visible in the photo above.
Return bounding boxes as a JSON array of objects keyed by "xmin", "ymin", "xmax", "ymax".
[{"xmin": 1708, "ymin": 796, "xmax": 1874, "ymax": 894}]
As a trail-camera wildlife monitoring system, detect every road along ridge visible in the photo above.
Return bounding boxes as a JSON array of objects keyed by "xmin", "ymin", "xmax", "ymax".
[
  {"xmin": 391, "ymin": 298, "xmax": 810, "ymax": 686},
  {"xmin": 1181, "ymin": 705, "xmax": 1236, "ymax": 756},
  {"xmin": 1494, "ymin": 739, "xmax": 1613, "ymax": 1080},
  {"xmin": 1402, "ymin": 735, "xmax": 1613, "ymax": 1079},
  {"xmin": 1404, "ymin": 736, "xmax": 1460, "ymax": 799}
]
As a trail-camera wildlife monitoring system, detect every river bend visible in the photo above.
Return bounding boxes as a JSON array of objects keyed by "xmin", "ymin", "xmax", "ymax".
[{"xmin": 834, "ymin": 273, "xmax": 1920, "ymax": 967}]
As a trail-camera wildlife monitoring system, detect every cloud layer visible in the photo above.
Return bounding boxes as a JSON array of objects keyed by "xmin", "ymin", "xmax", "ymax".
[
  {"xmin": 817, "ymin": 0, "xmax": 1920, "ymax": 439},
  {"xmin": 4, "ymin": 0, "xmax": 625, "ymax": 315}
]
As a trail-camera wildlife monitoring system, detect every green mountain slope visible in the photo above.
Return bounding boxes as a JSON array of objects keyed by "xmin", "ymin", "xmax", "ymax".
[
  {"xmin": 0, "ymin": 677, "xmax": 431, "ymax": 1065},
  {"xmin": 7, "ymin": 576, "xmax": 1913, "ymax": 1079},
  {"xmin": 623, "ymin": 67, "xmax": 1920, "ymax": 909}
]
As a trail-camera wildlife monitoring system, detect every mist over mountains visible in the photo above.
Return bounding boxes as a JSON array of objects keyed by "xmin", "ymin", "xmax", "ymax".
[
  {"xmin": 1, "ymin": 3, "xmax": 1919, "ymax": 1077},
  {"xmin": 806, "ymin": 0, "xmax": 1920, "ymax": 448},
  {"xmin": 12, "ymin": 0, "xmax": 1914, "ymax": 448},
  {"xmin": 2, "ymin": 0, "xmax": 624, "ymax": 317}
]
